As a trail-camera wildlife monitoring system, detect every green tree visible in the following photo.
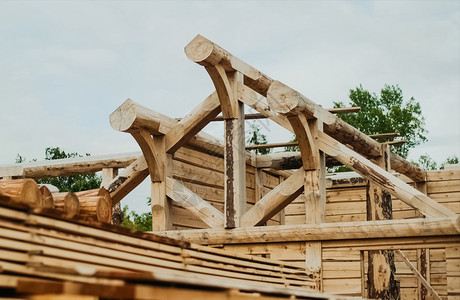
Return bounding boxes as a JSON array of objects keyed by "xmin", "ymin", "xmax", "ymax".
[
  {"xmin": 17, "ymin": 147, "xmax": 102, "ymax": 192},
  {"xmin": 440, "ymin": 155, "xmax": 459, "ymax": 169},
  {"xmin": 121, "ymin": 198, "xmax": 152, "ymax": 232},
  {"xmin": 415, "ymin": 154, "xmax": 438, "ymax": 171},
  {"xmin": 246, "ymin": 121, "xmax": 270, "ymax": 155},
  {"xmin": 334, "ymin": 84, "xmax": 427, "ymax": 158}
]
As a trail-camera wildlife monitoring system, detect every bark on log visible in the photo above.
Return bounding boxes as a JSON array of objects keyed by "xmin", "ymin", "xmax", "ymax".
[
  {"xmin": 0, "ymin": 179, "xmax": 41, "ymax": 206},
  {"xmin": 53, "ymin": 192, "xmax": 79, "ymax": 217},
  {"xmin": 39, "ymin": 185, "xmax": 54, "ymax": 208}
]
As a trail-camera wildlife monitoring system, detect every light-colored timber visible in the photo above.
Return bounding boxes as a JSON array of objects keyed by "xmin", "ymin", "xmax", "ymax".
[
  {"xmin": 75, "ymin": 188, "xmax": 112, "ymax": 223},
  {"xmin": 0, "ymin": 179, "xmax": 41, "ymax": 206},
  {"xmin": 53, "ymin": 192, "xmax": 79, "ymax": 217},
  {"xmin": 39, "ymin": 185, "xmax": 54, "ymax": 208},
  {"xmin": 153, "ymin": 217, "xmax": 460, "ymax": 244}
]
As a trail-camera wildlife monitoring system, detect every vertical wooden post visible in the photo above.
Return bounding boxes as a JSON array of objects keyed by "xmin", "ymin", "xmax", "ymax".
[
  {"xmin": 101, "ymin": 168, "xmax": 122, "ymax": 225},
  {"xmin": 150, "ymin": 136, "xmax": 172, "ymax": 231},
  {"xmin": 367, "ymin": 144, "xmax": 398, "ymax": 299},
  {"xmin": 417, "ymin": 249, "xmax": 430, "ymax": 300},
  {"xmin": 304, "ymin": 119, "xmax": 326, "ymax": 291},
  {"xmin": 224, "ymin": 100, "xmax": 246, "ymax": 228},
  {"xmin": 223, "ymin": 71, "xmax": 246, "ymax": 229}
]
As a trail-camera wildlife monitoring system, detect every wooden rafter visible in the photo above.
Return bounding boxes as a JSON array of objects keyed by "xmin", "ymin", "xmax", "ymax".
[
  {"xmin": 316, "ymin": 131, "xmax": 456, "ymax": 218},
  {"xmin": 165, "ymin": 91, "xmax": 221, "ymax": 154}
]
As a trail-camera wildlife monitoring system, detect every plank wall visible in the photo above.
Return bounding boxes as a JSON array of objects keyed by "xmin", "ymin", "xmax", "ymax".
[
  {"xmin": 222, "ymin": 169, "xmax": 460, "ymax": 299},
  {"xmin": 170, "ymin": 147, "xmax": 283, "ymax": 230}
]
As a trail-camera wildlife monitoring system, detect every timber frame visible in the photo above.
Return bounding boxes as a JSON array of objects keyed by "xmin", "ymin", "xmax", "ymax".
[{"xmin": 1, "ymin": 34, "xmax": 458, "ymax": 299}]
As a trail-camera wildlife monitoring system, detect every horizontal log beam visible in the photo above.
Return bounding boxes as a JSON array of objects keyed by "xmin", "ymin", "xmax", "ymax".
[
  {"xmin": 246, "ymin": 142, "xmax": 298, "ymax": 150},
  {"xmin": 0, "ymin": 152, "xmax": 140, "ymax": 178},
  {"xmin": 208, "ymin": 107, "xmax": 361, "ymax": 121},
  {"xmin": 110, "ymin": 99, "xmax": 177, "ymax": 135},
  {"xmin": 152, "ymin": 217, "xmax": 460, "ymax": 245}
]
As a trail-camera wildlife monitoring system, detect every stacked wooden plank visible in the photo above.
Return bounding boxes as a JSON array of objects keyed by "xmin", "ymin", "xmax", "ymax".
[{"xmin": 0, "ymin": 199, "xmax": 359, "ymax": 299}]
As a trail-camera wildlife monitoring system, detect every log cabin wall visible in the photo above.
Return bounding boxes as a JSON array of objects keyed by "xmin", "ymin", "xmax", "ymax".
[{"xmin": 173, "ymin": 165, "xmax": 459, "ymax": 299}]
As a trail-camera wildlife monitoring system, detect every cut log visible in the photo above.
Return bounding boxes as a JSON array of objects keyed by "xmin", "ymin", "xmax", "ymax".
[
  {"xmin": 110, "ymin": 99, "xmax": 177, "ymax": 135},
  {"xmin": 185, "ymin": 35, "xmax": 274, "ymax": 97},
  {"xmin": 0, "ymin": 179, "xmax": 41, "ymax": 206},
  {"xmin": 52, "ymin": 192, "xmax": 79, "ymax": 217},
  {"xmin": 75, "ymin": 188, "xmax": 112, "ymax": 223},
  {"xmin": 38, "ymin": 186, "xmax": 54, "ymax": 208}
]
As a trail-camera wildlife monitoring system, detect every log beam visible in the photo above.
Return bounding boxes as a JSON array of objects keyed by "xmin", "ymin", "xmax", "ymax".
[
  {"xmin": 165, "ymin": 91, "xmax": 221, "ymax": 154},
  {"xmin": 165, "ymin": 177, "xmax": 224, "ymax": 229},
  {"xmin": 185, "ymin": 34, "xmax": 274, "ymax": 97},
  {"xmin": 316, "ymin": 131, "xmax": 456, "ymax": 218},
  {"xmin": 153, "ymin": 217, "xmax": 460, "ymax": 245},
  {"xmin": 240, "ymin": 168, "xmax": 304, "ymax": 227}
]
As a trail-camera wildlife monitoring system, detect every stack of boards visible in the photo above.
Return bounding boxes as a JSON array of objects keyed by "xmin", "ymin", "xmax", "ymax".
[
  {"xmin": 0, "ymin": 179, "xmax": 112, "ymax": 223},
  {"xmin": 0, "ymin": 199, "xmax": 357, "ymax": 300}
]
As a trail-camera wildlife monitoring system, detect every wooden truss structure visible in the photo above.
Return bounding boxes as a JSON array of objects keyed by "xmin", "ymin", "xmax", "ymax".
[
  {"xmin": 102, "ymin": 35, "xmax": 458, "ymax": 298},
  {"xmin": 0, "ymin": 35, "xmax": 458, "ymax": 299}
]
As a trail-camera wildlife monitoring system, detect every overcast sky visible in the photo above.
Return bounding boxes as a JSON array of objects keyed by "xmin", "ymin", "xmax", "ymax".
[{"xmin": 1, "ymin": 0, "xmax": 459, "ymax": 213}]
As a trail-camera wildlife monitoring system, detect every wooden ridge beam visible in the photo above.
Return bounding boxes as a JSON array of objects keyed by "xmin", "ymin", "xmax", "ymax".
[
  {"xmin": 154, "ymin": 217, "xmax": 460, "ymax": 245},
  {"xmin": 185, "ymin": 34, "xmax": 274, "ymax": 97},
  {"xmin": 316, "ymin": 131, "xmax": 456, "ymax": 218},
  {"xmin": 240, "ymin": 168, "xmax": 304, "ymax": 227},
  {"xmin": 165, "ymin": 177, "xmax": 224, "ymax": 229}
]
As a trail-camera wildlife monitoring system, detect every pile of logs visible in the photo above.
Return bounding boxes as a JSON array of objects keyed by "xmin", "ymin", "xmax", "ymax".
[
  {"xmin": 0, "ymin": 200, "xmax": 340, "ymax": 300},
  {"xmin": 0, "ymin": 179, "xmax": 112, "ymax": 223}
]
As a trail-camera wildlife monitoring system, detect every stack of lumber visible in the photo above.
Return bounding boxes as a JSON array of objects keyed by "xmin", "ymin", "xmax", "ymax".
[
  {"xmin": 0, "ymin": 179, "xmax": 112, "ymax": 223},
  {"xmin": 0, "ymin": 200, "xmax": 357, "ymax": 300}
]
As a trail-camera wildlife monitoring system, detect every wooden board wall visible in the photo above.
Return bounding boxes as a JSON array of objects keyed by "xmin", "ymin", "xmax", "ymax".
[
  {"xmin": 219, "ymin": 169, "xmax": 460, "ymax": 299},
  {"xmin": 170, "ymin": 147, "xmax": 283, "ymax": 230}
]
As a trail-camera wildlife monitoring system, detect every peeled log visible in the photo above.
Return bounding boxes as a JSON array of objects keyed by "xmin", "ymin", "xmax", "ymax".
[
  {"xmin": 53, "ymin": 192, "xmax": 79, "ymax": 217},
  {"xmin": 266, "ymin": 80, "xmax": 426, "ymax": 182},
  {"xmin": 0, "ymin": 179, "xmax": 41, "ymax": 206},
  {"xmin": 75, "ymin": 188, "xmax": 112, "ymax": 223},
  {"xmin": 39, "ymin": 186, "xmax": 54, "ymax": 208},
  {"xmin": 110, "ymin": 99, "xmax": 176, "ymax": 135}
]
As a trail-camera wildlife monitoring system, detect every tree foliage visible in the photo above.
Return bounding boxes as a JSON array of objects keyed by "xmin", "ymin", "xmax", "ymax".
[
  {"xmin": 121, "ymin": 198, "xmax": 152, "ymax": 232},
  {"xmin": 246, "ymin": 121, "xmax": 270, "ymax": 155},
  {"xmin": 334, "ymin": 84, "xmax": 427, "ymax": 158},
  {"xmin": 412, "ymin": 154, "xmax": 459, "ymax": 171},
  {"xmin": 16, "ymin": 147, "xmax": 102, "ymax": 192}
]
